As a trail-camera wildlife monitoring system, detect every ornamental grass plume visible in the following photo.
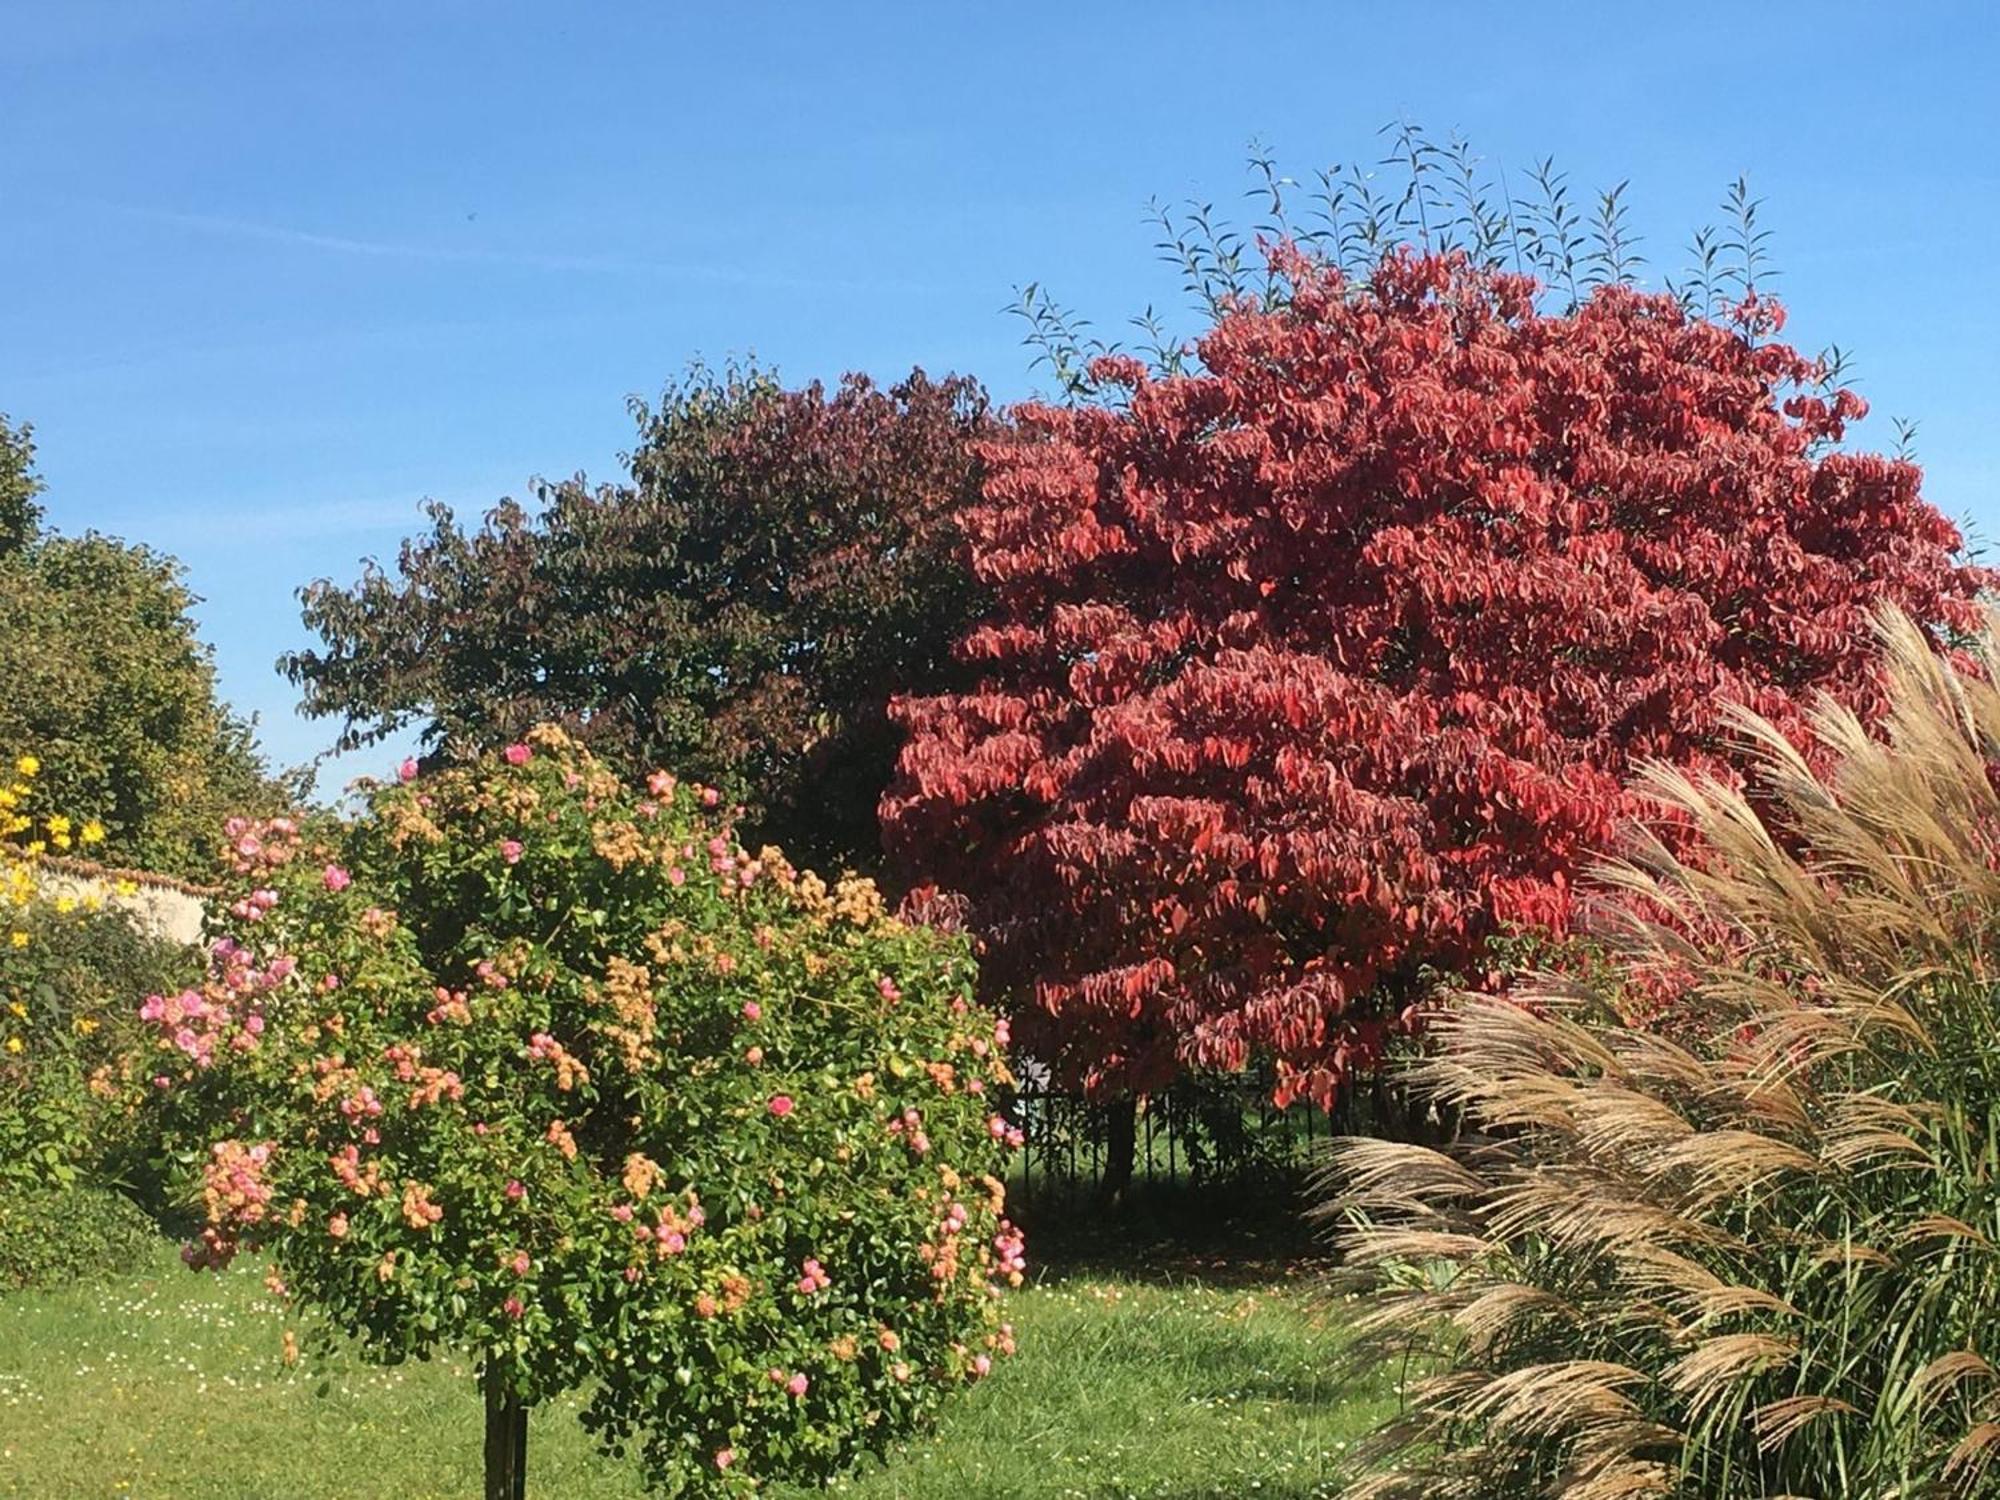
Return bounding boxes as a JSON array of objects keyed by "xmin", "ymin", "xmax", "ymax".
[{"xmin": 1318, "ymin": 606, "xmax": 2000, "ymax": 1499}]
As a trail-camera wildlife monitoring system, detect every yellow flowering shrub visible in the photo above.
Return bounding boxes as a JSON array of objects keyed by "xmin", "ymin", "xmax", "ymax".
[{"xmin": 1, "ymin": 751, "xmax": 195, "ymax": 1195}]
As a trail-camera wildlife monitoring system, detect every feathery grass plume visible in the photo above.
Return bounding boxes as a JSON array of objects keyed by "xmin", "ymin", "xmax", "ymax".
[{"xmin": 1318, "ymin": 604, "xmax": 2000, "ymax": 1497}]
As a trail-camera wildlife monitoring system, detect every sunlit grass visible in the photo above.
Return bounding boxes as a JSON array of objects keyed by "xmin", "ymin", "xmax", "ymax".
[{"xmin": 0, "ymin": 1236, "xmax": 1395, "ymax": 1499}]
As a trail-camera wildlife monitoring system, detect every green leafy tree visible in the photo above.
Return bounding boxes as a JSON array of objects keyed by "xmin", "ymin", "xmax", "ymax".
[
  {"xmin": 0, "ymin": 422, "xmax": 283, "ymax": 878},
  {"xmin": 0, "ymin": 416, "xmax": 44, "ymax": 557},
  {"xmin": 283, "ymin": 365, "xmax": 993, "ymax": 878}
]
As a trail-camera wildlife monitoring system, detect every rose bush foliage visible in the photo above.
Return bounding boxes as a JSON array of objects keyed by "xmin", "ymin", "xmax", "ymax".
[{"xmin": 144, "ymin": 727, "xmax": 1022, "ymax": 1494}]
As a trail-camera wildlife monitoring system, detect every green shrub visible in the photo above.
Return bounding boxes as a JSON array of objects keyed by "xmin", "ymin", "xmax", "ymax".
[
  {"xmin": 139, "ymin": 727, "xmax": 1023, "ymax": 1496},
  {"xmin": 3, "ymin": 748, "xmax": 203, "ymax": 1207},
  {"xmin": 1, "ymin": 895, "xmax": 200, "ymax": 1199},
  {"xmin": 0, "ymin": 1180, "xmax": 157, "ymax": 1292},
  {"xmin": 1320, "ymin": 608, "xmax": 2000, "ymax": 1499}
]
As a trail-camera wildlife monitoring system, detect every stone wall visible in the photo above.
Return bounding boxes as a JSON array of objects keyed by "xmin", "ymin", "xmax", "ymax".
[{"xmin": 27, "ymin": 856, "xmax": 209, "ymax": 946}]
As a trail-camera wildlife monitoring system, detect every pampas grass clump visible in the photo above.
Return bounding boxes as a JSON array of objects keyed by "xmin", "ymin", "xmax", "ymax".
[{"xmin": 1321, "ymin": 609, "xmax": 2000, "ymax": 1499}]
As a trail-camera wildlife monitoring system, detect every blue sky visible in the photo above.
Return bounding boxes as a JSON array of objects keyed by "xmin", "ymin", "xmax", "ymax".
[{"xmin": 5, "ymin": 1, "xmax": 1997, "ymax": 782}]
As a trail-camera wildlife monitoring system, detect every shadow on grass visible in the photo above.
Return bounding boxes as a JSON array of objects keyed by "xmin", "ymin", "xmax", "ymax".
[
  {"xmin": 1122, "ymin": 1483, "xmax": 1343, "ymax": 1500},
  {"xmin": 1012, "ymin": 1173, "xmax": 1335, "ymax": 1288}
]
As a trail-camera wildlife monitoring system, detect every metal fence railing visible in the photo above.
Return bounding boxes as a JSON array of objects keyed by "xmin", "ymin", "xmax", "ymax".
[{"xmin": 1007, "ymin": 1074, "xmax": 1333, "ymax": 1204}]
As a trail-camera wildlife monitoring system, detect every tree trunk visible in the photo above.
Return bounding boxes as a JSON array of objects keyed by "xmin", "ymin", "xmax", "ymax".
[
  {"xmin": 1097, "ymin": 1094, "xmax": 1138, "ymax": 1205},
  {"xmin": 484, "ymin": 1369, "xmax": 529, "ymax": 1500},
  {"xmin": 1369, "ymin": 1071, "xmax": 1455, "ymax": 1147}
]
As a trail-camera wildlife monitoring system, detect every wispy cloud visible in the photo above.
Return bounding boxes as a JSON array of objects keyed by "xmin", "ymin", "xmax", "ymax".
[
  {"xmin": 93, "ymin": 485, "xmax": 526, "ymax": 549},
  {"xmin": 8, "ymin": 307, "xmax": 624, "ymax": 387},
  {"xmin": 89, "ymin": 201, "xmax": 920, "ymax": 294}
]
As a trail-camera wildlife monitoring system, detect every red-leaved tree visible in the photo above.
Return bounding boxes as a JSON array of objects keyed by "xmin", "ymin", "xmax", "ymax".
[{"xmin": 883, "ymin": 246, "xmax": 1987, "ymax": 1121}]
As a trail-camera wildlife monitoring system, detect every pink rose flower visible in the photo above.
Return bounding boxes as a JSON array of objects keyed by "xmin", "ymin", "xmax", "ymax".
[
  {"xmin": 501, "ymin": 840, "xmax": 523, "ymax": 865},
  {"xmin": 504, "ymin": 1179, "xmax": 526, "ymax": 1201},
  {"xmin": 503, "ymin": 743, "xmax": 531, "ymax": 766},
  {"xmin": 398, "ymin": 757, "xmax": 419, "ymax": 783},
  {"xmin": 767, "ymin": 1094, "xmax": 794, "ymax": 1118},
  {"xmin": 741, "ymin": 1001, "xmax": 761, "ymax": 1021},
  {"xmin": 786, "ymin": 1372, "xmax": 809, "ymax": 1398},
  {"xmin": 323, "ymin": 864, "xmax": 352, "ymax": 893},
  {"xmin": 714, "ymin": 1449, "xmax": 734, "ymax": 1471}
]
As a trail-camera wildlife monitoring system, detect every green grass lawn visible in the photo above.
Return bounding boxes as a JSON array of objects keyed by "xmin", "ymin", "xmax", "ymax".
[{"xmin": 0, "ymin": 1233, "xmax": 1395, "ymax": 1499}]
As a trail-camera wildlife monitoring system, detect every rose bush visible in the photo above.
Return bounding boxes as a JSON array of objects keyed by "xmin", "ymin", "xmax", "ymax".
[{"xmin": 143, "ymin": 726, "xmax": 1022, "ymax": 1496}]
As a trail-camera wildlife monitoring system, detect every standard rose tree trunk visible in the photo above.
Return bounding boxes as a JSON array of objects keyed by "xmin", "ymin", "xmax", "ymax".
[{"xmin": 484, "ymin": 1371, "xmax": 528, "ymax": 1500}]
